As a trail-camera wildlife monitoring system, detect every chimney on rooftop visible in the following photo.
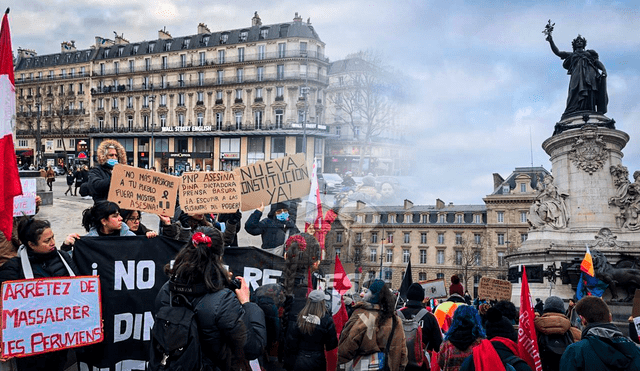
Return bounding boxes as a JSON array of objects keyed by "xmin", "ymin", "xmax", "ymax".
[
  {"xmin": 293, "ymin": 12, "xmax": 303, "ymax": 23},
  {"xmin": 198, "ymin": 23, "xmax": 211, "ymax": 34},
  {"xmin": 114, "ymin": 33, "xmax": 129, "ymax": 45},
  {"xmin": 356, "ymin": 200, "xmax": 366, "ymax": 210},
  {"xmin": 493, "ymin": 173, "xmax": 504, "ymax": 190},
  {"xmin": 61, "ymin": 41, "xmax": 76, "ymax": 53},
  {"xmin": 17, "ymin": 48, "xmax": 37, "ymax": 59},
  {"xmin": 252, "ymin": 11, "xmax": 262, "ymax": 26},
  {"xmin": 403, "ymin": 199, "xmax": 413, "ymax": 210},
  {"xmin": 95, "ymin": 36, "xmax": 114, "ymax": 49},
  {"xmin": 158, "ymin": 27, "xmax": 172, "ymax": 40},
  {"xmin": 436, "ymin": 199, "xmax": 445, "ymax": 209}
]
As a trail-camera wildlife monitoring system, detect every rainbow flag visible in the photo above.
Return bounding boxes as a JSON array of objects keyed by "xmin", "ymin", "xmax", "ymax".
[{"xmin": 580, "ymin": 246, "xmax": 595, "ymax": 277}]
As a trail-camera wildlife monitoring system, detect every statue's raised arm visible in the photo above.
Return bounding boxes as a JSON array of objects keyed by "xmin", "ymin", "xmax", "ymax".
[{"xmin": 544, "ymin": 21, "xmax": 608, "ymax": 117}]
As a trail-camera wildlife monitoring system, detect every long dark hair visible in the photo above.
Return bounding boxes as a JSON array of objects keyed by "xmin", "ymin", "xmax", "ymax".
[
  {"xmin": 17, "ymin": 217, "xmax": 51, "ymax": 248},
  {"xmin": 374, "ymin": 281, "xmax": 396, "ymax": 330},
  {"xmin": 282, "ymin": 233, "xmax": 321, "ymax": 296},
  {"xmin": 164, "ymin": 226, "xmax": 230, "ymax": 292},
  {"xmin": 82, "ymin": 201, "xmax": 120, "ymax": 232}
]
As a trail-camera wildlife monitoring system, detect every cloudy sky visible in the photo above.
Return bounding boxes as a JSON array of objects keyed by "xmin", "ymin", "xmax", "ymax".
[{"xmin": 7, "ymin": 0, "xmax": 640, "ymax": 205}]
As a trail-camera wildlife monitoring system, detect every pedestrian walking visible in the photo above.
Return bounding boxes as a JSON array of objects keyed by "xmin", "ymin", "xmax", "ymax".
[{"xmin": 65, "ymin": 169, "xmax": 74, "ymax": 195}]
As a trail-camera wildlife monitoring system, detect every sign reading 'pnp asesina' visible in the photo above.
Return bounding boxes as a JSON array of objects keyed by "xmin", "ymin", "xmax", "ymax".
[{"xmin": 1, "ymin": 276, "xmax": 103, "ymax": 358}]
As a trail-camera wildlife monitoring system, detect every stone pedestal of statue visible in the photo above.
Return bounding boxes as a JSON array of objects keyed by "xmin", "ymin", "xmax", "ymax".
[{"xmin": 508, "ymin": 115, "xmax": 640, "ymax": 307}]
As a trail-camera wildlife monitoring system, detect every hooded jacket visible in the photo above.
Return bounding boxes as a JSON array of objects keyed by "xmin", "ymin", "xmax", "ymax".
[
  {"xmin": 559, "ymin": 322, "xmax": 640, "ymax": 371},
  {"xmin": 338, "ymin": 301, "xmax": 408, "ymax": 371},
  {"xmin": 87, "ymin": 140, "xmax": 127, "ymax": 202},
  {"xmin": 244, "ymin": 206, "xmax": 299, "ymax": 250}
]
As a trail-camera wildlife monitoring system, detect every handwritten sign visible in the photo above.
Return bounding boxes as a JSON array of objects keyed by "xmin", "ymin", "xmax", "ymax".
[
  {"xmin": 418, "ymin": 278, "xmax": 447, "ymax": 299},
  {"xmin": 477, "ymin": 277, "xmax": 512, "ymax": 301},
  {"xmin": 235, "ymin": 154, "xmax": 310, "ymax": 211},
  {"xmin": 180, "ymin": 171, "xmax": 241, "ymax": 214},
  {"xmin": 108, "ymin": 165, "xmax": 181, "ymax": 217},
  {"xmin": 13, "ymin": 178, "xmax": 37, "ymax": 216},
  {"xmin": 1, "ymin": 276, "xmax": 103, "ymax": 358}
]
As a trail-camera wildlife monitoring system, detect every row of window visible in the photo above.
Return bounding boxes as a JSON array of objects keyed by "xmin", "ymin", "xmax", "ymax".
[
  {"xmin": 19, "ymin": 83, "xmax": 86, "ymax": 98},
  {"xmin": 338, "ymin": 231, "xmax": 527, "ymax": 246},
  {"xmin": 333, "ymin": 247, "xmax": 506, "ymax": 267},
  {"xmin": 355, "ymin": 213, "xmax": 484, "ymax": 224},
  {"xmin": 19, "ymin": 67, "xmax": 87, "ymax": 82},
  {"xmin": 496, "ymin": 211, "xmax": 529, "ymax": 223}
]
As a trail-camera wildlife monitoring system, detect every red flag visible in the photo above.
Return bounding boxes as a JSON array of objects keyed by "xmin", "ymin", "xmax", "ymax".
[
  {"xmin": 333, "ymin": 254, "xmax": 352, "ymax": 295},
  {"xmin": 0, "ymin": 9, "xmax": 22, "ymax": 241},
  {"xmin": 518, "ymin": 266, "xmax": 542, "ymax": 371},
  {"xmin": 327, "ymin": 254, "xmax": 352, "ymax": 371}
]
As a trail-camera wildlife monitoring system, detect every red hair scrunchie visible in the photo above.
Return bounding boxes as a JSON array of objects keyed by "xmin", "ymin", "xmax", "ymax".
[
  {"xmin": 285, "ymin": 235, "xmax": 307, "ymax": 253},
  {"xmin": 192, "ymin": 232, "xmax": 212, "ymax": 248}
]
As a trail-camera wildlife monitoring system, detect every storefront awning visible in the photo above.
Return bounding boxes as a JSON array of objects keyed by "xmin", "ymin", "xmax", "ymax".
[{"xmin": 16, "ymin": 149, "xmax": 33, "ymax": 156}]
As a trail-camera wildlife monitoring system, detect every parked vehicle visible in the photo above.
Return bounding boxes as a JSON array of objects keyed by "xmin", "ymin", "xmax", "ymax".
[
  {"xmin": 52, "ymin": 165, "xmax": 66, "ymax": 176},
  {"xmin": 318, "ymin": 173, "xmax": 343, "ymax": 194}
]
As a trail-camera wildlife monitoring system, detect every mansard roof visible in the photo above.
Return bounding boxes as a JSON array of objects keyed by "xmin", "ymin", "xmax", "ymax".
[
  {"xmin": 490, "ymin": 166, "xmax": 550, "ymax": 195},
  {"xmin": 15, "ymin": 49, "xmax": 96, "ymax": 71}
]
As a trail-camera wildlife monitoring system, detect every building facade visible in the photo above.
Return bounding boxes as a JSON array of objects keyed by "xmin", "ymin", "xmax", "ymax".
[
  {"xmin": 14, "ymin": 13, "xmax": 331, "ymax": 172},
  {"xmin": 325, "ymin": 166, "xmax": 549, "ymax": 296}
]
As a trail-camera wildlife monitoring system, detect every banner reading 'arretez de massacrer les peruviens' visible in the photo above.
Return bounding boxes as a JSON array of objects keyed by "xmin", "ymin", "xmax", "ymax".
[{"xmin": 235, "ymin": 153, "xmax": 310, "ymax": 211}]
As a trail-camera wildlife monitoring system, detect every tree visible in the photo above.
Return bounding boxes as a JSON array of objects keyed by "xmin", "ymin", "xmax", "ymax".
[
  {"xmin": 328, "ymin": 50, "xmax": 405, "ymax": 174},
  {"xmin": 449, "ymin": 232, "xmax": 488, "ymax": 292},
  {"xmin": 52, "ymin": 88, "xmax": 75, "ymax": 168}
]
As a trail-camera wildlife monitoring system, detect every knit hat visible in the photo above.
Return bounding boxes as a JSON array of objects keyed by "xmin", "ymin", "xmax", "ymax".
[
  {"xmin": 544, "ymin": 296, "xmax": 565, "ymax": 314},
  {"xmin": 367, "ymin": 279, "xmax": 385, "ymax": 304},
  {"xmin": 308, "ymin": 289, "xmax": 330, "ymax": 303},
  {"xmin": 407, "ymin": 283, "xmax": 425, "ymax": 301},
  {"xmin": 485, "ymin": 307, "xmax": 517, "ymax": 342}
]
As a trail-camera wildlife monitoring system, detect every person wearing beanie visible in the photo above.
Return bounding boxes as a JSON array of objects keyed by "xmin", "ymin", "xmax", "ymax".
[
  {"xmin": 398, "ymin": 283, "xmax": 442, "ymax": 371},
  {"xmin": 534, "ymin": 296, "xmax": 581, "ymax": 371},
  {"xmin": 459, "ymin": 307, "xmax": 532, "ymax": 371},
  {"xmin": 449, "ymin": 275, "xmax": 465, "ymax": 297},
  {"xmin": 437, "ymin": 306, "xmax": 485, "ymax": 371},
  {"xmin": 338, "ymin": 279, "xmax": 408, "ymax": 371},
  {"xmin": 244, "ymin": 201, "xmax": 299, "ymax": 252},
  {"xmin": 560, "ymin": 296, "xmax": 640, "ymax": 371}
]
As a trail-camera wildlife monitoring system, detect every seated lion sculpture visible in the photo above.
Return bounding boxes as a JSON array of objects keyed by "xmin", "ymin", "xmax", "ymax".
[{"xmin": 593, "ymin": 250, "xmax": 640, "ymax": 302}]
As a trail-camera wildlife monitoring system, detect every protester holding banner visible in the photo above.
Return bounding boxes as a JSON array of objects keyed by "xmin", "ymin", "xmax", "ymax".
[
  {"xmin": 81, "ymin": 201, "xmax": 136, "ymax": 237},
  {"xmin": 85, "ymin": 140, "xmax": 126, "ymax": 202},
  {"xmin": 0, "ymin": 218, "xmax": 78, "ymax": 371},
  {"xmin": 337, "ymin": 279, "xmax": 408, "ymax": 370},
  {"xmin": 437, "ymin": 306, "xmax": 485, "ymax": 371},
  {"xmin": 162, "ymin": 206, "xmax": 239, "ymax": 246},
  {"xmin": 120, "ymin": 209, "xmax": 157, "ymax": 238},
  {"xmin": 283, "ymin": 289, "xmax": 338, "ymax": 371},
  {"xmin": 245, "ymin": 202, "xmax": 299, "ymax": 253},
  {"xmin": 155, "ymin": 226, "xmax": 267, "ymax": 370}
]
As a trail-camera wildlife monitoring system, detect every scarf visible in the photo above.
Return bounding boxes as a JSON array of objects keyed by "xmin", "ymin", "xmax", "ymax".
[{"xmin": 472, "ymin": 337, "xmax": 520, "ymax": 371}]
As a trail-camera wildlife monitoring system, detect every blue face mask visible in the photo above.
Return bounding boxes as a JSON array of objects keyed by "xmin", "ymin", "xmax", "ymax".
[
  {"xmin": 106, "ymin": 158, "xmax": 118, "ymax": 167},
  {"xmin": 276, "ymin": 212, "xmax": 289, "ymax": 221}
]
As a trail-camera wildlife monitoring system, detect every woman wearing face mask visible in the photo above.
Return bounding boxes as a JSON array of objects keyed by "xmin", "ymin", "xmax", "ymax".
[
  {"xmin": 0, "ymin": 218, "xmax": 79, "ymax": 371},
  {"xmin": 87, "ymin": 140, "xmax": 126, "ymax": 203},
  {"xmin": 244, "ymin": 202, "xmax": 299, "ymax": 253},
  {"xmin": 120, "ymin": 209, "xmax": 158, "ymax": 238}
]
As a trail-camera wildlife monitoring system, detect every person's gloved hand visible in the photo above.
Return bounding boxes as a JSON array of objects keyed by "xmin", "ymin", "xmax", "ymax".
[{"xmin": 229, "ymin": 209, "xmax": 242, "ymax": 225}]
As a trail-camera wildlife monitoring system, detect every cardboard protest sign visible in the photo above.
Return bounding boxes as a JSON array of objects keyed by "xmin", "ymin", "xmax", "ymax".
[
  {"xmin": 478, "ymin": 277, "xmax": 512, "ymax": 301},
  {"xmin": 180, "ymin": 171, "xmax": 241, "ymax": 215},
  {"xmin": 1, "ymin": 276, "xmax": 103, "ymax": 358},
  {"xmin": 236, "ymin": 154, "xmax": 310, "ymax": 211},
  {"xmin": 13, "ymin": 178, "xmax": 37, "ymax": 216},
  {"xmin": 108, "ymin": 165, "xmax": 181, "ymax": 217},
  {"xmin": 419, "ymin": 278, "xmax": 447, "ymax": 299}
]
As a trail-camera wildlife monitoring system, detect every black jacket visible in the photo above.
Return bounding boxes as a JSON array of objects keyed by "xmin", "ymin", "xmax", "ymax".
[
  {"xmin": 244, "ymin": 210, "xmax": 299, "ymax": 250},
  {"xmin": 155, "ymin": 281, "xmax": 267, "ymax": 371},
  {"xmin": 0, "ymin": 247, "xmax": 78, "ymax": 371},
  {"xmin": 284, "ymin": 311, "xmax": 338, "ymax": 371},
  {"xmin": 66, "ymin": 173, "xmax": 75, "ymax": 185},
  {"xmin": 400, "ymin": 300, "xmax": 443, "ymax": 353},
  {"xmin": 87, "ymin": 164, "xmax": 112, "ymax": 202}
]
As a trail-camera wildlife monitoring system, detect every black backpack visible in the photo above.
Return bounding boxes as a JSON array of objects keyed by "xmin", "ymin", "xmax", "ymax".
[
  {"xmin": 537, "ymin": 330, "xmax": 574, "ymax": 371},
  {"xmin": 148, "ymin": 290, "xmax": 205, "ymax": 371}
]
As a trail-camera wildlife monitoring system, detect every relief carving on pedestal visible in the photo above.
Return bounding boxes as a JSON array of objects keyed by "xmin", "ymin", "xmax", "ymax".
[
  {"xmin": 609, "ymin": 164, "xmax": 640, "ymax": 230},
  {"xmin": 569, "ymin": 126, "xmax": 608, "ymax": 175},
  {"xmin": 528, "ymin": 174, "xmax": 569, "ymax": 230},
  {"xmin": 594, "ymin": 228, "xmax": 620, "ymax": 249}
]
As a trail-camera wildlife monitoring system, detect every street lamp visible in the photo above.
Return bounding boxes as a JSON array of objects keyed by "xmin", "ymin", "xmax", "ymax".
[
  {"xmin": 35, "ymin": 98, "xmax": 42, "ymax": 169},
  {"xmin": 149, "ymin": 94, "xmax": 156, "ymax": 169}
]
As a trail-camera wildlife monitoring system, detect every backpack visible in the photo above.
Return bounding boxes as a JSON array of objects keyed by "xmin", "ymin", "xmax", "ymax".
[
  {"xmin": 253, "ymin": 283, "xmax": 286, "ymax": 355},
  {"xmin": 502, "ymin": 354, "xmax": 528, "ymax": 371},
  {"xmin": 397, "ymin": 308, "xmax": 429, "ymax": 368},
  {"xmin": 537, "ymin": 330, "xmax": 574, "ymax": 371},
  {"xmin": 148, "ymin": 291, "xmax": 205, "ymax": 371}
]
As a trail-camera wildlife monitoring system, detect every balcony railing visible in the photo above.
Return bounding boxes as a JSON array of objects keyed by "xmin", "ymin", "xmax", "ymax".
[
  {"xmin": 91, "ymin": 49, "xmax": 329, "ymax": 76},
  {"xmin": 91, "ymin": 72, "xmax": 328, "ymax": 95},
  {"xmin": 16, "ymin": 72, "xmax": 90, "ymax": 85}
]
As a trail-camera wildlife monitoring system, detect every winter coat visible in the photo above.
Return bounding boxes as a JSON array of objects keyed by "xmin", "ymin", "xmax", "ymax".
[
  {"xmin": 66, "ymin": 172, "xmax": 75, "ymax": 185},
  {"xmin": 155, "ymin": 281, "xmax": 267, "ymax": 371},
  {"xmin": 338, "ymin": 301, "xmax": 408, "ymax": 371},
  {"xmin": 244, "ymin": 210, "xmax": 299, "ymax": 250},
  {"xmin": 400, "ymin": 300, "xmax": 443, "ymax": 354},
  {"xmin": 46, "ymin": 169, "xmax": 55, "ymax": 181},
  {"xmin": 74, "ymin": 170, "xmax": 83, "ymax": 186},
  {"xmin": 559, "ymin": 322, "xmax": 640, "ymax": 371},
  {"xmin": 284, "ymin": 311, "xmax": 338, "ymax": 371},
  {"xmin": 437, "ymin": 338, "xmax": 482, "ymax": 371},
  {"xmin": 534, "ymin": 312, "xmax": 582, "ymax": 341},
  {"xmin": 161, "ymin": 213, "xmax": 237, "ymax": 246},
  {"xmin": 87, "ymin": 164, "xmax": 113, "ymax": 202},
  {"xmin": 0, "ymin": 246, "xmax": 78, "ymax": 371},
  {"xmin": 85, "ymin": 223, "xmax": 136, "ymax": 236},
  {"xmin": 458, "ymin": 339, "xmax": 532, "ymax": 371}
]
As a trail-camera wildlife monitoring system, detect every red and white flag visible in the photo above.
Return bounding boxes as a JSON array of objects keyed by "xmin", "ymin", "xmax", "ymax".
[
  {"xmin": 0, "ymin": 9, "xmax": 22, "ymax": 241},
  {"xmin": 304, "ymin": 158, "xmax": 323, "ymax": 231},
  {"xmin": 518, "ymin": 266, "xmax": 542, "ymax": 371},
  {"xmin": 326, "ymin": 254, "xmax": 352, "ymax": 371}
]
